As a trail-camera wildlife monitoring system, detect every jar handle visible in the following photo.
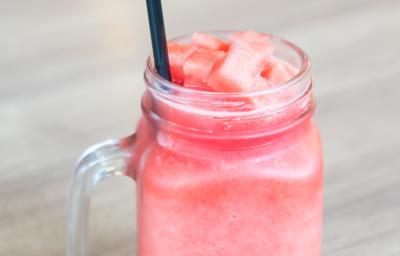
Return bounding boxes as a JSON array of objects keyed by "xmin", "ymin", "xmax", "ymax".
[{"xmin": 67, "ymin": 135, "xmax": 136, "ymax": 256}]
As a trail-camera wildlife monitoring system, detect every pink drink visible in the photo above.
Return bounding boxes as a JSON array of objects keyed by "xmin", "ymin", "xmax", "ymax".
[
  {"xmin": 133, "ymin": 32, "xmax": 323, "ymax": 256},
  {"xmin": 66, "ymin": 31, "xmax": 323, "ymax": 256}
]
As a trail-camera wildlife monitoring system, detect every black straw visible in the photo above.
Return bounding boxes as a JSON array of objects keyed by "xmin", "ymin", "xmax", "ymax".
[{"xmin": 146, "ymin": 0, "xmax": 171, "ymax": 81}]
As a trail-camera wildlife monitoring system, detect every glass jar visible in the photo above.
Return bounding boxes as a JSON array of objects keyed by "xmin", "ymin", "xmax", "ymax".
[{"xmin": 68, "ymin": 31, "xmax": 323, "ymax": 256}]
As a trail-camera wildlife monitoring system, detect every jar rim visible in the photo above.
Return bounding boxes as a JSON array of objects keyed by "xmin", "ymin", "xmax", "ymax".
[{"xmin": 145, "ymin": 30, "xmax": 311, "ymax": 98}]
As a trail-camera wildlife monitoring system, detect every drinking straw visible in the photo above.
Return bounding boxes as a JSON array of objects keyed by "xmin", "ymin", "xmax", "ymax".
[{"xmin": 145, "ymin": 0, "xmax": 171, "ymax": 81}]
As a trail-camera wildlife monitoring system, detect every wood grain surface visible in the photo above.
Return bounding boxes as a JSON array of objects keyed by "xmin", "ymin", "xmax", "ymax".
[{"xmin": 1, "ymin": 0, "xmax": 399, "ymax": 255}]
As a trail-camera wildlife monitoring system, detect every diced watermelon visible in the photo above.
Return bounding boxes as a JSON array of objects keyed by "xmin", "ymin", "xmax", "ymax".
[
  {"xmin": 228, "ymin": 31, "xmax": 270, "ymax": 45},
  {"xmin": 261, "ymin": 60, "xmax": 297, "ymax": 85},
  {"xmin": 183, "ymin": 77, "xmax": 214, "ymax": 91},
  {"xmin": 183, "ymin": 48, "xmax": 226, "ymax": 90},
  {"xmin": 254, "ymin": 76, "xmax": 274, "ymax": 89},
  {"xmin": 167, "ymin": 42, "xmax": 197, "ymax": 84},
  {"xmin": 192, "ymin": 33, "xmax": 230, "ymax": 52},
  {"xmin": 244, "ymin": 77, "xmax": 273, "ymax": 106},
  {"xmin": 207, "ymin": 32, "xmax": 274, "ymax": 92}
]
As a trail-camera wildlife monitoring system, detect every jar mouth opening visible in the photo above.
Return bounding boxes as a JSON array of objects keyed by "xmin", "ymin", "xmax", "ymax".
[{"xmin": 145, "ymin": 30, "xmax": 310, "ymax": 99}]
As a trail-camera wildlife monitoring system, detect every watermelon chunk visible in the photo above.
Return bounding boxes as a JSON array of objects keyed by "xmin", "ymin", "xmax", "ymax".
[
  {"xmin": 261, "ymin": 60, "xmax": 297, "ymax": 85},
  {"xmin": 254, "ymin": 76, "xmax": 274, "ymax": 89},
  {"xmin": 192, "ymin": 33, "xmax": 230, "ymax": 52},
  {"xmin": 167, "ymin": 42, "xmax": 197, "ymax": 84},
  {"xmin": 183, "ymin": 77, "xmax": 214, "ymax": 91},
  {"xmin": 243, "ymin": 76, "xmax": 273, "ymax": 106},
  {"xmin": 228, "ymin": 30, "xmax": 270, "ymax": 45},
  {"xmin": 183, "ymin": 48, "xmax": 226, "ymax": 90},
  {"xmin": 207, "ymin": 31, "xmax": 274, "ymax": 92}
]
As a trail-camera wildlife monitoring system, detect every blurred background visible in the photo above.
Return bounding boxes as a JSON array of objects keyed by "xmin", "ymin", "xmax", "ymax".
[{"xmin": 1, "ymin": 0, "xmax": 399, "ymax": 255}]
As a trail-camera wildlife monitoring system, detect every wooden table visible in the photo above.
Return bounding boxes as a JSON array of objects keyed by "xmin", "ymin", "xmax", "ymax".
[{"xmin": 1, "ymin": 0, "xmax": 399, "ymax": 255}]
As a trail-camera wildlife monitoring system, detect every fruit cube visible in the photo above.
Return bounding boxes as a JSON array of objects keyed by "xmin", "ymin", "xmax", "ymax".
[
  {"xmin": 183, "ymin": 48, "xmax": 226, "ymax": 90},
  {"xmin": 192, "ymin": 33, "xmax": 230, "ymax": 52},
  {"xmin": 168, "ymin": 42, "xmax": 197, "ymax": 84},
  {"xmin": 208, "ymin": 32, "xmax": 274, "ymax": 92}
]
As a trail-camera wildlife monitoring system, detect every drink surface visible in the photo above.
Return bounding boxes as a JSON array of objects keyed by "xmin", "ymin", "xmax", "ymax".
[{"xmin": 133, "ymin": 31, "xmax": 323, "ymax": 256}]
